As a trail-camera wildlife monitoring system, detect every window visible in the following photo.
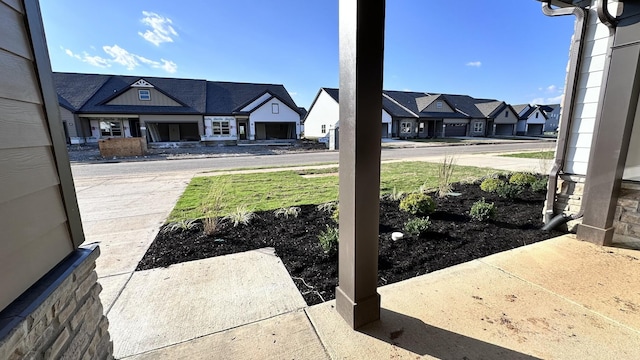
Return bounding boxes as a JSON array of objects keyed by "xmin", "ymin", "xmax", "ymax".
[
  {"xmin": 272, "ymin": 103, "xmax": 279, "ymax": 114},
  {"xmin": 212, "ymin": 120, "xmax": 231, "ymax": 135},
  {"xmin": 436, "ymin": 101, "xmax": 443, "ymax": 109},
  {"xmin": 138, "ymin": 89, "xmax": 151, "ymax": 101},
  {"xmin": 535, "ymin": 112, "xmax": 539, "ymax": 118},
  {"xmin": 473, "ymin": 122, "xmax": 484, "ymax": 133},
  {"xmin": 418, "ymin": 122, "xmax": 425, "ymax": 133},
  {"xmin": 100, "ymin": 120, "xmax": 122, "ymax": 137},
  {"xmin": 505, "ymin": 111, "xmax": 509, "ymax": 117},
  {"xmin": 321, "ymin": 124, "xmax": 326, "ymax": 134},
  {"xmin": 401, "ymin": 122, "xmax": 412, "ymax": 133}
]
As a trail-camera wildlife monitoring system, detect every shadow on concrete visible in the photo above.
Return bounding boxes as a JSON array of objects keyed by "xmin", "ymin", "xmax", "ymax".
[{"xmin": 359, "ymin": 308, "xmax": 542, "ymax": 359}]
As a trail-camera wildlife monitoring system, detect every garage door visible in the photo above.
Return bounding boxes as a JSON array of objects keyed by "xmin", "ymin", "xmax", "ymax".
[
  {"xmin": 444, "ymin": 124, "xmax": 467, "ymax": 137},
  {"xmin": 381, "ymin": 123, "xmax": 389, "ymax": 138},
  {"xmin": 527, "ymin": 124, "xmax": 543, "ymax": 136},
  {"xmin": 495, "ymin": 124, "xmax": 513, "ymax": 136}
]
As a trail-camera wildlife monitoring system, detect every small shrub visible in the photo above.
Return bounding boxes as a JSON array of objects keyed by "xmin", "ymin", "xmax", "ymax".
[
  {"xmin": 399, "ymin": 193, "xmax": 436, "ymax": 216},
  {"xmin": 318, "ymin": 225, "xmax": 339, "ymax": 253},
  {"xmin": 495, "ymin": 183, "xmax": 523, "ymax": 198},
  {"xmin": 225, "ymin": 205, "xmax": 256, "ymax": 227},
  {"xmin": 274, "ymin": 206, "xmax": 301, "ymax": 219},
  {"xmin": 403, "ymin": 217, "xmax": 431, "ymax": 237},
  {"xmin": 509, "ymin": 172, "xmax": 537, "ymax": 187},
  {"xmin": 531, "ymin": 178, "xmax": 548, "ymax": 193},
  {"xmin": 480, "ymin": 178, "xmax": 505, "ymax": 193},
  {"xmin": 469, "ymin": 198, "xmax": 496, "ymax": 221},
  {"xmin": 164, "ymin": 219, "xmax": 199, "ymax": 233},
  {"xmin": 316, "ymin": 201, "xmax": 336, "ymax": 213},
  {"xmin": 331, "ymin": 206, "xmax": 339, "ymax": 223},
  {"xmin": 203, "ymin": 217, "xmax": 222, "ymax": 236}
]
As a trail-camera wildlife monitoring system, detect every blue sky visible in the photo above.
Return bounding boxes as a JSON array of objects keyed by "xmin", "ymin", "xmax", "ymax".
[{"xmin": 40, "ymin": 0, "xmax": 575, "ymax": 110}]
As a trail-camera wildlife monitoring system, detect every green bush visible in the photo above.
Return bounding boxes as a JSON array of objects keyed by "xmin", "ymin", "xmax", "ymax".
[
  {"xmin": 469, "ymin": 198, "xmax": 496, "ymax": 221},
  {"xmin": 318, "ymin": 225, "xmax": 339, "ymax": 253},
  {"xmin": 399, "ymin": 193, "xmax": 436, "ymax": 216},
  {"xmin": 480, "ymin": 178, "xmax": 505, "ymax": 193},
  {"xmin": 531, "ymin": 178, "xmax": 548, "ymax": 193},
  {"xmin": 331, "ymin": 207, "xmax": 339, "ymax": 223},
  {"xmin": 509, "ymin": 172, "xmax": 538, "ymax": 187},
  {"xmin": 495, "ymin": 183, "xmax": 523, "ymax": 198},
  {"xmin": 403, "ymin": 217, "xmax": 431, "ymax": 236}
]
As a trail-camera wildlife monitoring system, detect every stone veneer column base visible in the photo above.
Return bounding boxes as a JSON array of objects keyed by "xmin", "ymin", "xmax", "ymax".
[
  {"xmin": 545, "ymin": 174, "xmax": 586, "ymax": 232},
  {"xmin": 612, "ymin": 181, "xmax": 640, "ymax": 245},
  {"xmin": 0, "ymin": 245, "xmax": 113, "ymax": 360}
]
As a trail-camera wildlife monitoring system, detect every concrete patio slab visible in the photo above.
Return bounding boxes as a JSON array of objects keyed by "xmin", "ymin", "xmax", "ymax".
[
  {"xmin": 94, "ymin": 238, "xmax": 154, "ymax": 277},
  {"xmin": 108, "ymin": 248, "xmax": 306, "ymax": 359},
  {"xmin": 81, "ymin": 213, "xmax": 167, "ymax": 237},
  {"xmin": 97, "ymin": 273, "xmax": 131, "ymax": 315},
  {"xmin": 307, "ymin": 247, "xmax": 640, "ymax": 360},
  {"xmin": 480, "ymin": 234, "xmax": 640, "ymax": 331},
  {"xmin": 124, "ymin": 310, "xmax": 329, "ymax": 360}
]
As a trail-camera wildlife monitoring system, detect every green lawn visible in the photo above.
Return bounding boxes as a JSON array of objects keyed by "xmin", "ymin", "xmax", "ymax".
[
  {"xmin": 500, "ymin": 151, "xmax": 555, "ymax": 160},
  {"xmin": 168, "ymin": 161, "xmax": 499, "ymax": 221}
]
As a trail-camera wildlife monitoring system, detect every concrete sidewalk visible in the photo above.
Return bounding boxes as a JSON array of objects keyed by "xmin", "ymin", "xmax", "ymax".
[{"xmin": 72, "ymin": 152, "xmax": 639, "ymax": 359}]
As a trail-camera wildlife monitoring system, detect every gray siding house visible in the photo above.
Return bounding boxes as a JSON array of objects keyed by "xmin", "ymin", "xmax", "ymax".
[
  {"xmin": 53, "ymin": 73, "xmax": 303, "ymax": 146},
  {"xmin": 304, "ymin": 88, "xmax": 513, "ymax": 139}
]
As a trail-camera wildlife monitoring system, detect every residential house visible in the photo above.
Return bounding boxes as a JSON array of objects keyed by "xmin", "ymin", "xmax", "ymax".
[
  {"xmin": 539, "ymin": 103, "xmax": 561, "ymax": 132},
  {"xmin": 304, "ymin": 88, "xmax": 512, "ymax": 140},
  {"xmin": 513, "ymin": 103, "xmax": 547, "ymax": 135},
  {"xmin": 53, "ymin": 73, "xmax": 303, "ymax": 146}
]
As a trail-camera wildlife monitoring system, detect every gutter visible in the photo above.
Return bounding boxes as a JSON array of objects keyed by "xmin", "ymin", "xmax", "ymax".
[{"xmin": 541, "ymin": 1, "xmax": 588, "ymax": 224}]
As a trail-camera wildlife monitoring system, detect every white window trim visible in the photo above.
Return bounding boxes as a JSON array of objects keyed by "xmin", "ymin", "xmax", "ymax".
[
  {"xmin": 138, "ymin": 89, "xmax": 151, "ymax": 101},
  {"xmin": 211, "ymin": 120, "xmax": 231, "ymax": 136},
  {"xmin": 99, "ymin": 120, "xmax": 123, "ymax": 138},
  {"xmin": 473, "ymin": 122, "xmax": 484, "ymax": 133},
  {"xmin": 436, "ymin": 101, "xmax": 443, "ymax": 109},
  {"xmin": 272, "ymin": 103, "xmax": 279, "ymax": 114},
  {"xmin": 401, "ymin": 122, "xmax": 412, "ymax": 133},
  {"xmin": 321, "ymin": 124, "xmax": 326, "ymax": 134}
]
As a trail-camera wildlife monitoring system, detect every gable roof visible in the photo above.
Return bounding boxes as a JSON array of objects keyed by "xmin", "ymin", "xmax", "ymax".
[
  {"xmin": 511, "ymin": 104, "xmax": 531, "ymax": 116},
  {"xmin": 206, "ymin": 81, "xmax": 301, "ymax": 115},
  {"xmin": 53, "ymin": 72, "xmax": 301, "ymax": 116}
]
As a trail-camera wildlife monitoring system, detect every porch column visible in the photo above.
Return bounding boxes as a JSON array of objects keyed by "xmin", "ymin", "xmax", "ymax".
[
  {"xmin": 335, "ymin": 0, "xmax": 385, "ymax": 329},
  {"xmin": 577, "ymin": 5, "xmax": 640, "ymax": 245}
]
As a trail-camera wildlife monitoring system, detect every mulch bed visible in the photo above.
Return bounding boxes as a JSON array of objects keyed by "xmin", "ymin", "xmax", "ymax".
[{"xmin": 137, "ymin": 180, "xmax": 566, "ymax": 306}]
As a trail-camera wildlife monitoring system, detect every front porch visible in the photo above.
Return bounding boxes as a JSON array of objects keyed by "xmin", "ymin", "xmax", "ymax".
[{"xmin": 105, "ymin": 235, "xmax": 640, "ymax": 359}]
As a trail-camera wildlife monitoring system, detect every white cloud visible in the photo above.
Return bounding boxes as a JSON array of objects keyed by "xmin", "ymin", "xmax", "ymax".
[
  {"xmin": 63, "ymin": 47, "xmax": 110, "ymax": 68},
  {"xmin": 64, "ymin": 45, "xmax": 176, "ymax": 73},
  {"xmin": 103, "ymin": 45, "xmax": 139, "ymax": 70},
  {"xmin": 546, "ymin": 94, "xmax": 563, "ymax": 103},
  {"xmin": 466, "ymin": 61, "xmax": 482, "ymax": 67},
  {"xmin": 529, "ymin": 97, "xmax": 545, "ymax": 105},
  {"xmin": 159, "ymin": 59, "xmax": 177, "ymax": 73},
  {"xmin": 138, "ymin": 11, "xmax": 178, "ymax": 46},
  {"xmin": 546, "ymin": 84, "xmax": 557, "ymax": 92}
]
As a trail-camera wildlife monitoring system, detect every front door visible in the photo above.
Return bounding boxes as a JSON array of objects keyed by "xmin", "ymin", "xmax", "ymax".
[{"xmin": 238, "ymin": 123, "xmax": 247, "ymax": 140}]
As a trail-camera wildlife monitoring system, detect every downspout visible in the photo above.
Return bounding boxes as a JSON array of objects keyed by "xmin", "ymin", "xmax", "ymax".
[
  {"xmin": 541, "ymin": 0, "xmax": 620, "ymax": 231},
  {"xmin": 541, "ymin": 1, "xmax": 588, "ymax": 226}
]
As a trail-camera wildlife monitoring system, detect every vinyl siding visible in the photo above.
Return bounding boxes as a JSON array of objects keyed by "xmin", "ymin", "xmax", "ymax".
[
  {"xmin": 0, "ymin": 0, "xmax": 74, "ymax": 311},
  {"xmin": 493, "ymin": 107, "xmax": 517, "ymax": 124},
  {"xmin": 302, "ymin": 90, "xmax": 339, "ymax": 138},
  {"xmin": 423, "ymin": 100, "xmax": 453, "ymax": 112},
  {"xmin": 565, "ymin": 4, "xmax": 613, "ymax": 175},
  {"xmin": 107, "ymin": 87, "xmax": 182, "ymax": 106}
]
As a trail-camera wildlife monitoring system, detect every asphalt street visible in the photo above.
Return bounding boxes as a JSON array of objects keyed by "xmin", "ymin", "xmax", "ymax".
[{"xmin": 70, "ymin": 141, "xmax": 554, "ymax": 178}]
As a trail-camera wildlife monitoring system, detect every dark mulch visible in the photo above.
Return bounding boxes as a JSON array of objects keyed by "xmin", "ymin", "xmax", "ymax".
[{"xmin": 137, "ymin": 181, "xmax": 566, "ymax": 306}]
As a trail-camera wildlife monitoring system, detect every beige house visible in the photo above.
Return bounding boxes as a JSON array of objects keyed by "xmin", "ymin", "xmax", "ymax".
[{"xmin": 54, "ymin": 73, "xmax": 304, "ymax": 146}]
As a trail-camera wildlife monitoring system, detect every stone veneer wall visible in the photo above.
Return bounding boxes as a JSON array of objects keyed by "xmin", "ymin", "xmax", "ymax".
[
  {"xmin": 613, "ymin": 181, "xmax": 640, "ymax": 241},
  {"xmin": 551, "ymin": 174, "xmax": 586, "ymax": 231},
  {"xmin": 0, "ymin": 246, "xmax": 112, "ymax": 360}
]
